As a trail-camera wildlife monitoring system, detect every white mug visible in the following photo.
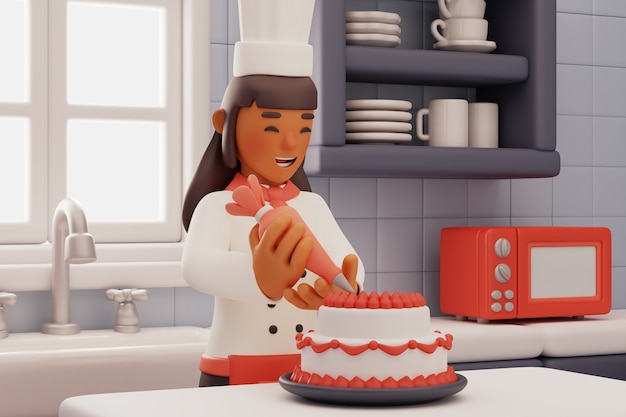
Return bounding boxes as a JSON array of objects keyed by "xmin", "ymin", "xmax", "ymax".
[
  {"xmin": 438, "ymin": 0, "xmax": 486, "ymax": 19},
  {"xmin": 469, "ymin": 102, "xmax": 498, "ymax": 148},
  {"xmin": 431, "ymin": 18, "xmax": 488, "ymax": 42},
  {"xmin": 416, "ymin": 99, "xmax": 468, "ymax": 147}
]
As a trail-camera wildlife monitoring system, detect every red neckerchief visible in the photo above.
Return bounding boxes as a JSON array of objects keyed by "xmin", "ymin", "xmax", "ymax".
[{"xmin": 226, "ymin": 173, "xmax": 300, "ymax": 207}]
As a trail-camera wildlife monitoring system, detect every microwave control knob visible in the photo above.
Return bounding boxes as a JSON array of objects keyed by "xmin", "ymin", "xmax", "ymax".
[
  {"xmin": 491, "ymin": 290, "xmax": 502, "ymax": 300},
  {"xmin": 494, "ymin": 263, "xmax": 511, "ymax": 283},
  {"xmin": 494, "ymin": 238, "xmax": 511, "ymax": 258},
  {"xmin": 504, "ymin": 290, "xmax": 515, "ymax": 300},
  {"xmin": 491, "ymin": 302, "xmax": 503, "ymax": 313},
  {"xmin": 504, "ymin": 302, "xmax": 515, "ymax": 312}
]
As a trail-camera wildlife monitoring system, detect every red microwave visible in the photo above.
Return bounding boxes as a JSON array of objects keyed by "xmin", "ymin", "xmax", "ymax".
[{"xmin": 440, "ymin": 226, "xmax": 612, "ymax": 321}]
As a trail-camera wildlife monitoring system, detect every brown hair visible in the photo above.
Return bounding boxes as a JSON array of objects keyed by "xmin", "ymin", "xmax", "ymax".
[{"xmin": 182, "ymin": 75, "xmax": 318, "ymax": 230}]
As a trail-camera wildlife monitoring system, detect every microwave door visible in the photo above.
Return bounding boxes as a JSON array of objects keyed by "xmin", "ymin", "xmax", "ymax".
[{"xmin": 516, "ymin": 227, "xmax": 612, "ymax": 319}]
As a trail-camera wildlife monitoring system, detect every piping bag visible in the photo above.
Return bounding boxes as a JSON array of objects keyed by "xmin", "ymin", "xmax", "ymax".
[{"xmin": 226, "ymin": 174, "xmax": 354, "ymax": 292}]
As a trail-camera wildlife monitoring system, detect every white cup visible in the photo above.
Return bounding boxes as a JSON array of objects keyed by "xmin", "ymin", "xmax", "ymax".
[
  {"xmin": 469, "ymin": 102, "xmax": 498, "ymax": 148},
  {"xmin": 439, "ymin": 0, "xmax": 486, "ymax": 19},
  {"xmin": 416, "ymin": 99, "xmax": 468, "ymax": 147},
  {"xmin": 431, "ymin": 18, "xmax": 488, "ymax": 42}
]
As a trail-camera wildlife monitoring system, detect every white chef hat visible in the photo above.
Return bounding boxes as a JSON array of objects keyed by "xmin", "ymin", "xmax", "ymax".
[{"xmin": 234, "ymin": 0, "xmax": 315, "ymax": 78}]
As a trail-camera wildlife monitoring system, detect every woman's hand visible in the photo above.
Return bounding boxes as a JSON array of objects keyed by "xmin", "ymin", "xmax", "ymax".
[
  {"xmin": 249, "ymin": 212, "xmax": 314, "ymax": 299},
  {"xmin": 283, "ymin": 254, "xmax": 359, "ymax": 310}
]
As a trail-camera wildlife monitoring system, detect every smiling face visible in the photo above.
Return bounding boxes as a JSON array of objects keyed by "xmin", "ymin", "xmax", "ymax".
[{"xmin": 235, "ymin": 100, "xmax": 314, "ymax": 186}]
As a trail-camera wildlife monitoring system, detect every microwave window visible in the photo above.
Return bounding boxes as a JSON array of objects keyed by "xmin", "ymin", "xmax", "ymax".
[{"xmin": 530, "ymin": 246, "xmax": 597, "ymax": 299}]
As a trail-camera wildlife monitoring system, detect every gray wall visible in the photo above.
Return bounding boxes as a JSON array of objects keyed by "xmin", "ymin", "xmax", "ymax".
[{"xmin": 7, "ymin": 0, "xmax": 626, "ymax": 333}]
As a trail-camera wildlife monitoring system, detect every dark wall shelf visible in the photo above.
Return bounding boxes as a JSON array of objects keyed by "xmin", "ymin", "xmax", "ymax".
[
  {"xmin": 346, "ymin": 46, "xmax": 529, "ymax": 87},
  {"xmin": 306, "ymin": 0, "xmax": 559, "ymax": 179},
  {"xmin": 305, "ymin": 145, "xmax": 560, "ymax": 179}
]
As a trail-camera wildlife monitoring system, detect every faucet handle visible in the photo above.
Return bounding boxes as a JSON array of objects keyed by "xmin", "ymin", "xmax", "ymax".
[
  {"xmin": 0, "ymin": 292, "xmax": 17, "ymax": 307},
  {"xmin": 0, "ymin": 292, "xmax": 17, "ymax": 339},
  {"xmin": 105, "ymin": 289, "xmax": 149, "ymax": 333},
  {"xmin": 105, "ymin": 288, "xmax": 149, "ymax": 303}
]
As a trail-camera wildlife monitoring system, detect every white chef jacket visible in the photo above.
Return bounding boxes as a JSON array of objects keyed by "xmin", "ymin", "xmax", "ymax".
[{"xmin": 182, "ymin": 188, "xmax": 364, "ymax": 360}]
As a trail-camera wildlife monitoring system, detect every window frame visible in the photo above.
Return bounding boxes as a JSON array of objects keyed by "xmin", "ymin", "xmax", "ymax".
[
  {"xmin": 0, "ymin": 0, "xmax": 48, "ymax": 244},
  {"xmin": 49, "ymin": 0, "xmax": 182, "ymax": 243},
  {"xmin": 0, "ymin": 0, "xmax": 210, "ymax": 291}
]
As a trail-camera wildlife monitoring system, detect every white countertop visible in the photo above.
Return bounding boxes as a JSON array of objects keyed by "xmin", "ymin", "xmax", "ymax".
[
  {"xmin": 431, "ymin": 316, "xmax": 544, "ymax": 363},
  {"xmin": 517, "ymin": 309, "xmax": 626, "ymax": 357},
  {"xmin": 433, "ymin": 309, "xmax": 626, "ymax": 359},
  {"xmin": 60, "ymin": 367, "xmax": 626, "ymax": 417}
]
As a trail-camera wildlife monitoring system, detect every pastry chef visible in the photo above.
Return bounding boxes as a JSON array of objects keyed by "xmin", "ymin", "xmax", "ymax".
[{"xmin": 181, "ymin": 0, "xmax": 364, "ymax": 386}]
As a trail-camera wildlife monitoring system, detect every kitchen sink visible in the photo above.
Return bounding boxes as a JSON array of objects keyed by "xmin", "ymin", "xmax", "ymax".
[{"xmin": 0, "ymin": 326, "xmax": 209, "ymax": 417}]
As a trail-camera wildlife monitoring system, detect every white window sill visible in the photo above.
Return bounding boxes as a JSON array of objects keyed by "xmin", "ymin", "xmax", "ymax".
[{"xmin": 0, "ymin": 243, "xmax": 186, "ymax": 291}]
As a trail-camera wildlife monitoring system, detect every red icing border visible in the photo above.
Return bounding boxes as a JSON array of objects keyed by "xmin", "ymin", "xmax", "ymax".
[
  {"xmin": 290, "ymin": 365, "xmax": 458, "ymax": 388},
  {"xmin": 296, "ymin": 332, "xmax": 453, "ymax": 356},
  {"xmin": 323, "ymin": 291, "xmax": 426, "ymax": 309}
]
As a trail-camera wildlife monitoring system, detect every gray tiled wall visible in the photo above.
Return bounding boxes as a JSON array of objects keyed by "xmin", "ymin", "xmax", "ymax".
[{"xmin": 7, "ymin": 0, "xmax": 626, "ymax": 333}]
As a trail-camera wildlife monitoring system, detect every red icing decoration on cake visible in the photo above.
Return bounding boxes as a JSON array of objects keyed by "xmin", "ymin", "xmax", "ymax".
[
  {"xmin": 323, "ymin": 291, "xmax": 426, "ymax": 309},
  {"xmin": 290, "ymin": 365, "xmax": 458, "ymax": 388},
  {"xmin": 297, "ymin": 290, "xmax": 454, "ymax": 389},
  {"xmin": 296, "ymin": 332, "xmax": 454, "ymax": 356}
]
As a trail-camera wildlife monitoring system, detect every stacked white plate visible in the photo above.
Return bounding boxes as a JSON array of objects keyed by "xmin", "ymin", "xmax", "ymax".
[
  {"xmin": 346, "ymin": 11, "xmax": 401, "ymax": 48},
  {"xmin": 345, "ymin": 99, "xmax": 413, "ymax": 144}
]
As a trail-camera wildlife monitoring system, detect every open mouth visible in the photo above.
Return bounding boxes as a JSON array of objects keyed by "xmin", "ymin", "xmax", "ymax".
[{"xmin": 275, "ymin": 157, "xmax": 297, "ymax": 168}]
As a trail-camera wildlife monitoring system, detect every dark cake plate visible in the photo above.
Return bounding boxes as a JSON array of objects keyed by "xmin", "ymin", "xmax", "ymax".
[{"xmin": 278, "ymin": 372, "xmax": 467, "ymax": 406}]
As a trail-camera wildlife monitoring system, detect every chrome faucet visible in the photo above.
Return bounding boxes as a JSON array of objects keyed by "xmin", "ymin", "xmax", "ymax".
[{"xmin": 42, "ymin": 198, "xmax": 96, "ymax": 335}]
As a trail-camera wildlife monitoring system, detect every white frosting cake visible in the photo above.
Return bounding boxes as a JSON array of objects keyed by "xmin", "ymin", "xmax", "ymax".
[{"xmin": 291, "ymin": 291, "xmax": 457, "ymax": 388}]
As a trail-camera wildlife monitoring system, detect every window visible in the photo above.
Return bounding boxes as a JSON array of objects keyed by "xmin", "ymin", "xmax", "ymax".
[
  {"xmin": 0, "ymin": 0, "xmax": 210, "ymax": 289},
  {"xmin": 0, "ymin": 0, "xmax": 47, "ymax": 243},
  {"xmin": 50, "ymin": 0, "xmax": 181, "ymax": 243}
]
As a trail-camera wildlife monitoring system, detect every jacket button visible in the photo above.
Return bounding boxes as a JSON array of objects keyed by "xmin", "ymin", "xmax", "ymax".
[
  {"xmin": 269, "ymin": 325, "xmax": 278, "ymax": 334},
  {"xmin": 295, "ymin": 324, "xmax": 303, "ymax": 333}
]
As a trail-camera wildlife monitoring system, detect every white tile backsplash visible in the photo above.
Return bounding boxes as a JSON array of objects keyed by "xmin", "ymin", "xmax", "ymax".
[
  {"xmin": 594, "ymin": 16, "xmax": 626, "ymax": 67},
  {"xmin": 511, "ymin": 178, "xmax": 554, "ymax": 218},
  {"xmin": 553, "ymin": 217, "xmax": 594, "ymax": 226},
  {"xmin": 209, "ymin": 44, "xmax": 229, "ymax": 102},
  {"xmin": 210, "ymin": 0, "xmax": 228, "ymax": 44},
  {"xmin": 557, "ymin": 0, "xmax": 593, "ymax": 14},
  {"xmin": 329, "ymin": 178, "xmax": 377, "ymax": 218},
  {"xmin": 467, "ymin": 180, "xmax": 511, "ymax": 218},
  {"xmin": 593, "ymin": 168, "xmax": 626, "ymax": 217},
  {"xmin": 593, "ymin": 117, "xmax": 626, "ymax": 167},
  {"xmin": 557, "ymin": 13, "xmax": 593, "ymax": 65},
  {"xmin": 557, "ymin": 64, "xmax": 594, "ymax": 116},
  {"xmin": 593, "ymin": 67, "xmax": 626, "ymax": 117},
  {"xmin": 611, "ymin": 267, "xmax": 626, "ymax": 309},
  {"xmin": 376, "ymin": 271, "xmax": 424, "ymax": 294},
  {"xmin": 552, "ymin": 167, "xmax": 595, "ymax": 217},
  {"xmin": 174, "ymin": 287, "xmax": 213, "ymax": 327},
  {"xmin": 227, "ymin": 0, "xmax": 239, "ymax": 44},
  {"xmin": 511, "ymin": 217, "xmax": 554, "ymax": 227},
  {"xmin": 593, "ymin": 0, "xmax": 626, "ymax": 18},
  {"xmin": 593, "ymin": 217, "xmax": 626, "ymax": 267},
  {"xmin": 377, "ymin": 178, "xmax": 423, "ymax": 218},
  {"xmin": 309, "ymin": 177, "xmax": 331, "ymax": 203},
  {"xmin": 557, "ymin": 115, "xmax": 594, "ymax": 166},
  {"xmin": 423, "ymin": 179, "xmax": 469, "ymax": 218},
  {"xmin": 377, "ymin": 218, "xmax": 423, "ymax": 272},
  {"xmin": 336, "ymin": 218, "xmax": 378, "ymax": 274},
  {"xmin": 134, "ymin": 288, "xmax": 176, "ymax": 328}
]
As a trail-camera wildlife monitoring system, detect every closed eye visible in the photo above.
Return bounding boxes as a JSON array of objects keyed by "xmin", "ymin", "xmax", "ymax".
[
  {"xmin": 300, "ymin": 127, "xmax": 312, "ymax": 133},
  {"xmin": 264, "ymin": 126, "xmax": 279, "ymax": 133}
]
